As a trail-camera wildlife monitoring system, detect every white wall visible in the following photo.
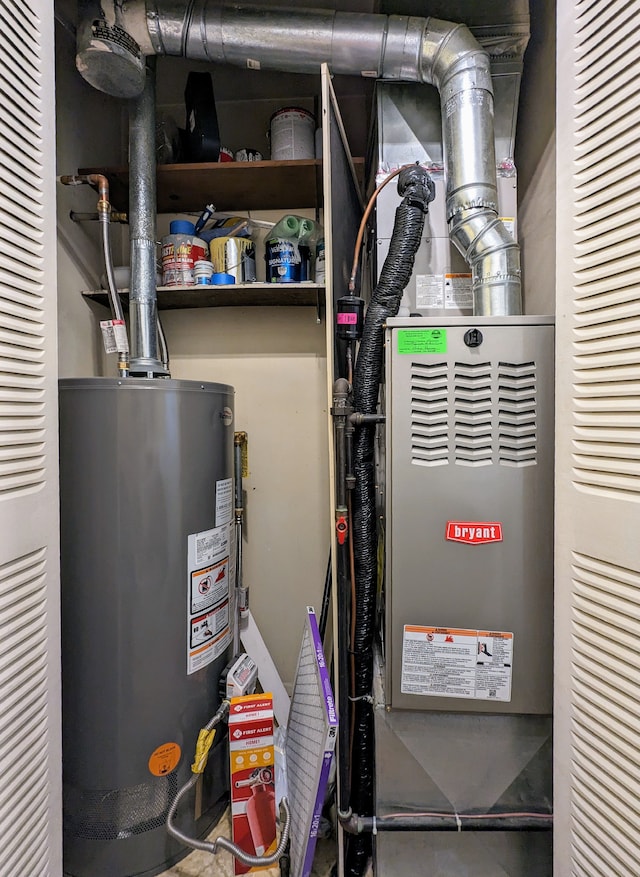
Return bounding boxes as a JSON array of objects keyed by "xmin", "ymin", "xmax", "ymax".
[
  {"xmin": 162, "ymin": 306, "xmax": 330, "ymax": 687},
  {"xmin": 516, "ymin": 0, "xmax": 557, "ymax": 316},
  {"xmin": 55, "ymin": 10, "xmax": 125, "ymax": 378}
]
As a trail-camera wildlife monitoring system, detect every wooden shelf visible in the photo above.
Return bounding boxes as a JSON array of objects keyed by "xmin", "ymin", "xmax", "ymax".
[
  {"xmin": 78, "ymin": 157, "xmax": 364, "ymax": 213},
  {"xmin": 83, "ymin": 282, "xmax": 324, "ymax": 311}
]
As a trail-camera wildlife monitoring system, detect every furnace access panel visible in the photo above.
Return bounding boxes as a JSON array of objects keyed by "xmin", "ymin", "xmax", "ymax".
[{"xmin": 384, "ymin": 317, "xmax": 554, "ymax": 714}]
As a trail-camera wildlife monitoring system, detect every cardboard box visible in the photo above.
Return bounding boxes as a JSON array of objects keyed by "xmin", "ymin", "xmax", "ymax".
[{"xmin": 229, "ymin": 693, "xmax": 276, "ymax": 874}]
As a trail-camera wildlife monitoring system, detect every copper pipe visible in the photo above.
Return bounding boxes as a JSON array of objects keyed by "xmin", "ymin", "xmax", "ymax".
[
  {"xmin": 60, "ymin": 173, "xmax": 109, "ymax": 204},
  {"xmin": 348, "ymin": 165, "xmax": 409, "ymax": 293}
]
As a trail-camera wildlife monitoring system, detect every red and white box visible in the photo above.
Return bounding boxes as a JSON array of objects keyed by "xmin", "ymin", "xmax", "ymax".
[{"xmin": 229, "ymin": 693, "xmax": 276, "ymax": 874}]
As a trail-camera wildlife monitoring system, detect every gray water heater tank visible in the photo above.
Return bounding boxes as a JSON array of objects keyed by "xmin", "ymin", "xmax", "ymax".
[{"xmin": 59, "ymin": 378, "xmax": 235, "ymax": 877}]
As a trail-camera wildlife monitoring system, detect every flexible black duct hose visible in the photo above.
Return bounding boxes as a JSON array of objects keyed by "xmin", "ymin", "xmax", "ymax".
[{"xmin": 346, "ymin": 166, "xmax": 434, "ymax": 877}]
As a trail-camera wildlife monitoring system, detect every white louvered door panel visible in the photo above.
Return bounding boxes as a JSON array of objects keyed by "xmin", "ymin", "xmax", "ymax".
[
  {"xmin": 555, "ymin": 2, "xmax": 640, "ymax": 874},
  {"xmin": 0, "ymin": 0, "xmax": 61, "ymax": 875}
]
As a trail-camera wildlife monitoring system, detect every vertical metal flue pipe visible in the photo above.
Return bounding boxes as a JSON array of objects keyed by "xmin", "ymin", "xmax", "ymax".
[
  {"xmin": 128, "ymin": 57, "xmax": 167, "ymax": 376},
  {"xmin": 420, "ymin": 21, "xmax": 521, "ymax": 315}
]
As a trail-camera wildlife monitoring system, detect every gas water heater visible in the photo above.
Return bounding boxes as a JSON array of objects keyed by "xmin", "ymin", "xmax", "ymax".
[{"xmin": 59, "ymin": 378, "xmax": 235, "ymax": 877}]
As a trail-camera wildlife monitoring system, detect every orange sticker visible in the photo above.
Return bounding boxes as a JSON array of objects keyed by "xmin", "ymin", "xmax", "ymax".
[{"xmin": 148, "ymin": 742, "xmax": 181, "ymax": 777}]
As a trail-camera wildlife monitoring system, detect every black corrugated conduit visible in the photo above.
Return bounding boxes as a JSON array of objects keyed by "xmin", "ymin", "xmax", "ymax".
[{"xmin": 345, "ymin": 166, "xmax": 435, "ymax": 877}]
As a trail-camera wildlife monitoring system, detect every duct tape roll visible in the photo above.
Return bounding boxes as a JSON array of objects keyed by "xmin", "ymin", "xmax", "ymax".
[
  {"xmin": 194, "ymin": 260, "xmax": 214, "ymax": 282},
  {"xmin": 211, "ymin": 273, "xmax": 235, "ymax": 285}
]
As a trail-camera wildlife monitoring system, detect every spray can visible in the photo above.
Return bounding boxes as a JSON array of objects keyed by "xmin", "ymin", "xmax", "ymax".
[{"xmin": 161, "ymin": 220, "xmax": 208, "ymax": 286}]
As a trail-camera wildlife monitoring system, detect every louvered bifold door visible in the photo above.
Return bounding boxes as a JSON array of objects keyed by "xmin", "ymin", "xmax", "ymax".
[
  {"xmin": 0, "ymin": 0, "xmax": 61, "ymax": 874},
  {"xmin": 555, "ymin": 1, "xmax": 640, "ymax": 874}
]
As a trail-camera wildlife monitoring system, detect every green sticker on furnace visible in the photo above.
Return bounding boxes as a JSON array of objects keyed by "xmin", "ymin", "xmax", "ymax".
[{"xmin": 397, "ymin": 328, "xmax": 447, "ymax": 354}]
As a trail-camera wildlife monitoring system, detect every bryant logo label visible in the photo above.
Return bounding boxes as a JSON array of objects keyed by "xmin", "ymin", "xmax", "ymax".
[{"xmin": 445, "ymin": 522, "xmax": 503, "ymax": 545}]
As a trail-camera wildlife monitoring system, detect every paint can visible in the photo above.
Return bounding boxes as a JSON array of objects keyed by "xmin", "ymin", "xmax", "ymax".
[
  {"xmin": 161, "ymin": 220, "xmax": 208, "ymax": 286},
  {"xmin": 269, "ymin": 107, "xmax": 315, "ymax": 161},
  {"xmin": 265, "ymin": 239, "xmax": 310, "ymax": 283},
  {"xmin": 209, "ymin": 237, "xmax": 256, "ymax": 283}
]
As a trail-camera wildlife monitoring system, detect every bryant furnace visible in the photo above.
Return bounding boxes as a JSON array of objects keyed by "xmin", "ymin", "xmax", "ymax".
[{"xmin": 375, "ymin": 316, "xmax": 554, "ymax": 877}]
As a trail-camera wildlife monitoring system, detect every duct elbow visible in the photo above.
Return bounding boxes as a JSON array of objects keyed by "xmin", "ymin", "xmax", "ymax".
[
  {"xmin": 450, "ymin": 209, "xmax": 522, "ymax": 315},
  {"xmin": 420, "ymin": 18, "xmax": 492, "ymax": 94},
  {"xmin": 419, "ymin": 18, "xmax": 522, "ymax": 315}
]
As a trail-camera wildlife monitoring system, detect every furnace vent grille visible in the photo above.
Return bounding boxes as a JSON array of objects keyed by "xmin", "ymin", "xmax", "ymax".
[
  {"xmin": 453, "ymin": 362, "xmax": 493, "ymax": 466},
  {"xmin": 408, "ymin": 360, "xmax": 539, "ymax": 467},
  {"xmin": 497, "ymin": 362, "xmax": 537, "ymax": 466},
  {"xmin": 410, "ymin": 362, "xmax": 449, "ymax": 466}
]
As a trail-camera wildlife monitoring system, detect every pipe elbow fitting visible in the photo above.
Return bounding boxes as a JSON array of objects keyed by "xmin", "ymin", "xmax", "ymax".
[
  {"xmin": 420, "ymin": 18, "xmax": 492, "ymax": 94},
  {"xmin": 449, "ymin": 208, "xmax": 521, "ymax": 314}
]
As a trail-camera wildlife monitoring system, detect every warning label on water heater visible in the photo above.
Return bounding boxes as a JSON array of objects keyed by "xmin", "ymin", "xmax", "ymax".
[
  {"xmin": 401, "ymin": 625, "xmax": 513, "ymax": 702},
  {"xmin": 186, "ymin": 523, "xmax": 233, "ymax": 674}
]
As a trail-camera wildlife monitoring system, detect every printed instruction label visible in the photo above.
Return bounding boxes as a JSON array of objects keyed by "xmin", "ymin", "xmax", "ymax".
[
  {"xmin": 397, "ymin": 328, "xmax": 447, "ymax": 355},
  {"xmin": 100, "ymin": 319, "xmax": 129, "ymax": 354},
  {"xmin": 215, "ymin": 477, "xmax": 233, "ymax": 526},
  {"xmin": 401, "ymin": 625, "xmax": 513, "ymax": 702},
  {"xmin": 416, "ymin": 274, "xmax": 444, "ymax": 309},
  {"xmin": 444, "ymin": 273, "xmax": 473, "ymax": 310},
  {"xmin": 500, "ymin": 217, "xmax": 516, "ymax": 240},
  {"xmin": 186, "ymin": 523, "xmax": 232, "ymax": 674}
]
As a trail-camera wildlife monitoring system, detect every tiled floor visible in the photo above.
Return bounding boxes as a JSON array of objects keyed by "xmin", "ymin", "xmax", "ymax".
[{"xmin": 159, "ymin": 809, "xmax": 336, "ymax": 877}]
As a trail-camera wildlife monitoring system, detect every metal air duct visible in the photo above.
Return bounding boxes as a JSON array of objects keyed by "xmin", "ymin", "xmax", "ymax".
[{"xmin": 76, "ymin": 0, "xmax": 521, "ymax": 317}]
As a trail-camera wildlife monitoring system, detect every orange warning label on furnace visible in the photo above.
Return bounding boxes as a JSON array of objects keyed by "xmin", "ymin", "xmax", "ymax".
[{"xmin": 148, "ymin": 742, "xmax": 181, "ymax": 776}]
